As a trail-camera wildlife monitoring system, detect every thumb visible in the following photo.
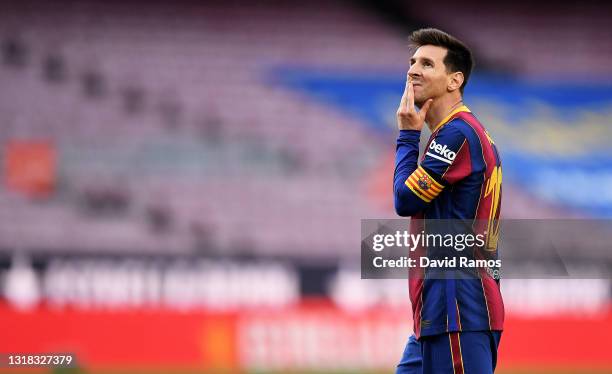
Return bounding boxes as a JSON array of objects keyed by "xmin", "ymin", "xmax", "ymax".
[{"xmin": 420, "ymin": 99, "xmax": 433, "ymax": 116}]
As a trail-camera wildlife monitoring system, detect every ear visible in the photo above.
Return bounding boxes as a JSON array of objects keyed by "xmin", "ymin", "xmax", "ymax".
[{"xmin": 447, "ymin": 72, "xmax": 464, "ymax": 92}]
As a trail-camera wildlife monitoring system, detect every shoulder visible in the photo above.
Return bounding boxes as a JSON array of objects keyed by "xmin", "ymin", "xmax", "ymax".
[
  {"xmin": 441, "ymin": 117, "xmax": 478, "ymax": 138},
  {"xmin": 438, "ymin": 117, "xmax": 484, "ymax": 148},
  {"xmin": 431, "ymin": 119, "xmax": 469, "ymax": 148}
]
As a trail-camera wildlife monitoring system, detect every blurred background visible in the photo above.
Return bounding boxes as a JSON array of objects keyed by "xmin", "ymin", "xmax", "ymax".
[{"xmin": 0, "ymin": 0, "xmax": 611, "ymax": 373}]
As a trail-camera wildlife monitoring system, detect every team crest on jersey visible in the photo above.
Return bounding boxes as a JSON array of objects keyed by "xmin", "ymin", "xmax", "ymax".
[{"xmin": 417, "ymin": 174, "xmax": 432, "ymax": 190}]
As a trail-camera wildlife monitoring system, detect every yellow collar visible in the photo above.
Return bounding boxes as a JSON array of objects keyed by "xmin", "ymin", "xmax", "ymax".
[{"xmin": 432, "ymin": 105, "xmax": 471, "ymax": 132}]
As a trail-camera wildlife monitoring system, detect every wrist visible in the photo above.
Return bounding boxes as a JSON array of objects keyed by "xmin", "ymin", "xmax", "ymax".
[{"xmin": 398, "ymin": 129, "xmax": 421, "ymax": 142}]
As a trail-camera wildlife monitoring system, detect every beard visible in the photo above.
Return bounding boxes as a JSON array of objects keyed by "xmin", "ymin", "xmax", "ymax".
[
  {"xmin": 414, "ymin": 96, "xmax": 427, "ymax": 108},
  {"xmin": 413, "ymin": 88, "xmax": 428, "ymax": 108},
  {"xmin": 414, "ymin": 88, "xmax": 436, "ymax": 109}
]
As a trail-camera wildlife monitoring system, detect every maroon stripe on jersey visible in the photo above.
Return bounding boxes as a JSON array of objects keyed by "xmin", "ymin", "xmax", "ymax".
[
  {"xmin": 479, "ymin": 268, "xmax": 505, "ymax": 330},
  {"xmin": 442, "ymin": 139, "xmax": 470, "ymax": 184},
  {"xmin": 449, "ymin": 332, "xmax": 465, "ymax": 374},
  {"xmin": 409, "ymin": 216, "xmax": 426, "ymax": 338},
  {"xmin": 410, "ymin": 277, "xmax": 424, "ymax": 338}
]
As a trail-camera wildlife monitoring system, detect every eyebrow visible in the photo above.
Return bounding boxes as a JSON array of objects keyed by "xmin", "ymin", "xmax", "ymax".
[{"xmin": 410, "ymin": 57, "xmax": 435, "ymax": 65}]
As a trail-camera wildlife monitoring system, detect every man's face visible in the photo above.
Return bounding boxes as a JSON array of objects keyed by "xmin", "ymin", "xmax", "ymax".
[{"xmin": 408, "ymin": 45, "xmax": 451, "ymax": 107}]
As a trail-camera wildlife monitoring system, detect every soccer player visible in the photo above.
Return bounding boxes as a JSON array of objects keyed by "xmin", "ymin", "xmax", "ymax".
[{"xmin": 393, "ymin": 28, "xmax": 503, "ymax": 374}]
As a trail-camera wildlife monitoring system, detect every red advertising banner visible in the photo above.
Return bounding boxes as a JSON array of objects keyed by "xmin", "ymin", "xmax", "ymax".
[{"xmin": 0, "ymin": 301, "xmax": 610, "ymax": 372}]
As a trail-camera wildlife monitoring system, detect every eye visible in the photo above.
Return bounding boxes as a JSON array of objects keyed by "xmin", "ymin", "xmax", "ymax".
[{"xmin": 423, "ymin": 61, "xmax": 433, "ymax": 67}]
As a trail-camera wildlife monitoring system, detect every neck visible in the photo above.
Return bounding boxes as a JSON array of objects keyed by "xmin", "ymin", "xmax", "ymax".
[{"xmin": 424, "ymin": 94, "xmax": 463, "ymax": 132}]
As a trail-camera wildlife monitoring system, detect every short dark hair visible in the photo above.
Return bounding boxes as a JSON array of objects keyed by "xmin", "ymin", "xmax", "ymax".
[{"xmin": 410, "ymin": 28, "xmax": 474, "ymax": 94}]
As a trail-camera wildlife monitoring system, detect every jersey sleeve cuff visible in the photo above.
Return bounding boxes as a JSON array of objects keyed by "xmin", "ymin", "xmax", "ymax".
[{"xmin": 398, "ymin": 129, "xmax": 421, "ymax": 143}]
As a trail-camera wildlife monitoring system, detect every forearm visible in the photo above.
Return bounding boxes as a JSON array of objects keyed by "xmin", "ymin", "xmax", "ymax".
[{"xmin": 394, "ymin": 130, "xmax": 428, "ymax": 216}]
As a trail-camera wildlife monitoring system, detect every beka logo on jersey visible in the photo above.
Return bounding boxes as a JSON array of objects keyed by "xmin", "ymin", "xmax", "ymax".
[{"xmin": 426, "ymin": 139, "xmax": 456, "ymax": 164}]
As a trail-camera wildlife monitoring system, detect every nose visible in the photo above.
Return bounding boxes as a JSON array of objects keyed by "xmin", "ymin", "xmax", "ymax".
[{"xmin": 407, "ymin": 64, "xmax": 421, "ymax": 79}]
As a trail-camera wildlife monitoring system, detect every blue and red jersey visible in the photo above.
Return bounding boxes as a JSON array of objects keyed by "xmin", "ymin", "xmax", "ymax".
[{"xmin": 393, "ymin": 105, "xmax": 504, "ymax": 338}]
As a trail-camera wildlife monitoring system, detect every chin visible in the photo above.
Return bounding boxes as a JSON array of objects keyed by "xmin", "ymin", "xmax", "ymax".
[{"xmin": 415, "ymin": 94, "xmax": 433, "ymax": 108}]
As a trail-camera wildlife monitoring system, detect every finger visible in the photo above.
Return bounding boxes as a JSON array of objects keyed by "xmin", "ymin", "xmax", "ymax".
[
  {"xmin": 399, "ymin": 78, "xmax": 410, "ymax": 110},
  {"xmin": 407, "ymin": 78, "xmax": 415, "ymax": 111}
]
